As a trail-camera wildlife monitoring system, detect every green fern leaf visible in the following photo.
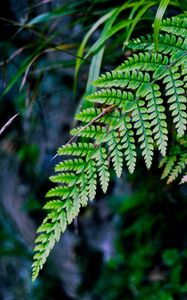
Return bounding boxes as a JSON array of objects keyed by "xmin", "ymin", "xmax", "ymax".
[
  {"xmin": 70, "ymin": 124, "xmax": 107, "ymax": 141},
  {"xmin": 161, "ymin": 15, "xmax": 187, "ymax": 37},
  {"xmin": 163, "ymin": 67, "xmax": 187, "ymax": 136},
  {"xmin": 160, "ymin": 155, "xmax": 177, "ymax": 179},
  {"xmin": 132, "ymin": 100, "xmax": 154, "ymax": 168},
  {"xmin": 86, "ymin": 88, "xmax": 136, "ymax": 112},
  {"xmin": 146, "ymin": 84, "xmax": 168, "ymax": 156},
  {"xmin": 55, "ymin": 158, "xmax": 85, "ymax": 173},
  {"xmin": 93, "ymin": 70, "xmax": 150, "ymax": 90},
  {"xmin": 108, "ymin": 130, "xmax": 123, "ymax": 177},
  {"xmin": 117, "ymin": 52, "xmax": 169, "ymax": 73},
  {"xmin": 167, "ymin": 154, "xmax": 187, "ymax": 183},
  {"xmin": 94, "ymin": 147, "xmax": 110, "ymax": 193},
  {"xmin": 58, "ymin": 143, "xmax": 95, "ymax": 157},
  {"xmin": 86, "ymin": 158, "xmax": 97, "ymax": 200},
  {"xmin": 50, "ymin": 173, "xmax": 77, "ymax": 185},
  {"xmin": 122, "ymin": 117, "xmax": 137, "ymax": 174},
  {"xmin": 32, "ymin": 13, "xmax": 187, "ymax": 281},
  {"xmin": 46, "ymin": 186, "xmax": 70, "ymax": 199}
]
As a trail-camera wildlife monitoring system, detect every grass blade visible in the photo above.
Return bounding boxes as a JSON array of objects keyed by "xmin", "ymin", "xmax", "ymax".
[
  {"xmin": 74, "ymin": 9, "xmax": 115, "ymax": 95},
  {"xmin": 124, "ymin": 0, "xmax": 157, "ymax": 46},
  {"xmin": 27, "ymin": 2, "xmax": 85, "ymax": 25},
  {"xmin": 86, "ymin": 19, "xmax": 133, "ymax": 57},
  {"xmin": 154, "ymin": 0, "xmax": 171, "ymax": 51}
]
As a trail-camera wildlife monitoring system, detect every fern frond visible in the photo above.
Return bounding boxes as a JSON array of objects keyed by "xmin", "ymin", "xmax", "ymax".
[
  {"xmin": 108, "ymin": 130, "xmax": 123, "ymax": 177},
  {"xmin": 116, "ymin": 52, "xmax": 169, "ymax": 73},
  {"xmin": 146, "ymin": 84, "xmax": 168, "ymax": 156},
  {"xmin": 106, "ymin": 116, "xmax": 136, "ymax": 176},
  {"xmin": 160, "ymin": 155, "xmax": 177, "ymax": 179},
  {"xmin": 33, "ymin": 13, "xmax": 187, "ymax": 281},
  {"xmin": 93, "ymin": 70, "xmax": 150, "ymax": 90},
  {"xmin": 86, "ymin": 88, "xmax": 136, "ymax": 113},
  {"xmin": 75, "ymin": 107, "xmax": 102, "ymax": 122},
  {"xmin": 70, "ymin": 124, "xmax": 107, "ymax": 141},
  {"xmin": 75, "ymin": 107, "xmax": 120, "ymax": 123},
  {"xmin": 94, "ymin": 147, "xmax": 110, "ymax": 193},
  {"xmin": 132, "ymin": 100, "xmax": 153, "ymax": 168},
  {"xmin": 161, "ymin": 15, "xmax": 187, "ymax": 37},
  {"xmin": 86, "ymin": 159, "xmax": 97, "ymax": 200},
  {"xmin": 32, "ymin": 210, "xmax": 67, "ymax": 281},
  {"xmin": 160, "ymin": 137, "xmax": 187, "ymax": 183},
  {"xmin": 167, "ymin": 154, "xmax": 187, "ymax": 184},
  {"xmin": 163, "ymin": 67, "xmax": 187, "ymax": 137},
  {"xmin": 58, "ymin": 143, "xmax": 95, "ymax": 157},
  {"xmin": 55, "ymin": 158, "xmax": 85, "ymax": 173},
  {"xmin": 46, "ymin": 186, "xmax": 70, "ymax": 198},
  {"xmin": 120, "ymin": 116, "xmax": 137, "ymax": 174},
  {"xmin": 49, "ymin": 173, "xmax": 77, "ymax": 185},
  {"xmin": 127, "ymin": 34, "xmax": 187, "ymax": 59},
  {"xmin": 43, "ymin": 200, "xmax": 65, "ymax": 210}
]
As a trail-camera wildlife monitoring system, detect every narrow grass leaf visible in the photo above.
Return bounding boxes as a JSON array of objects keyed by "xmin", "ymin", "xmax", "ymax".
[{"xmin": 154, "ymin": 0, "xmax": 170, "ymax": 51}]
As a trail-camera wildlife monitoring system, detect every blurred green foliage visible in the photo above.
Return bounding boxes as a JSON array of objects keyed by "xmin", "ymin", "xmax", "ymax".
[{"xmin": 93, "ymin": 172, "xmax": 187, "ymax": 299}]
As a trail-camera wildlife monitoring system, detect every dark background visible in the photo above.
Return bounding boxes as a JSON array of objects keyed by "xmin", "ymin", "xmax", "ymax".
[{"xmin": 0, "ymin": 1, "xmax": 187, "ymax": 299}]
